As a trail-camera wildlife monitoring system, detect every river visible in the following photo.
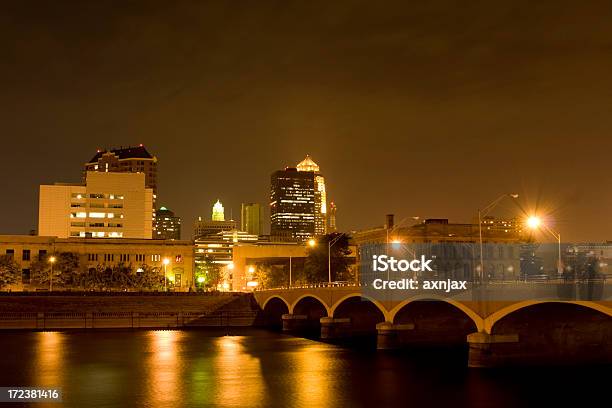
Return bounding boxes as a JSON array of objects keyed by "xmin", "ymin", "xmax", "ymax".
[{"xmin": 0, "ymin": 329, "xmax": 606, "ymax": 407}]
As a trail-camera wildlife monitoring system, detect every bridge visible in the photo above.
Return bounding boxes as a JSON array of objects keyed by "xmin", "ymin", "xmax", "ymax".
[{"xmin": 253, "ymin": 281, "xmax": 612, "ymax": 367}]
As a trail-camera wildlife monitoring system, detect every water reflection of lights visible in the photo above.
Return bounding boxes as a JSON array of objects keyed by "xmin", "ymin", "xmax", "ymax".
[
  {"xmin": 145, "ymin": 331, "xmax": 184, "ymax": 406},
  {"xmin": 293, "ymin": 345, "xmax": 332, "ymax": 406},
  {"xmin": 35, "ymin": 332, "xmax": 65, "ymax": 386},
  {"xmin": 213, "ymin": 336, "xmax": 264, "ymax": 406}
]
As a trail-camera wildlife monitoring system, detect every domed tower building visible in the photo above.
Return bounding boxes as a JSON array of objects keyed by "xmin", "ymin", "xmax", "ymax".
[{"xmin": 297, "ymin": 155, "xmax": 327, "ymax": 236}]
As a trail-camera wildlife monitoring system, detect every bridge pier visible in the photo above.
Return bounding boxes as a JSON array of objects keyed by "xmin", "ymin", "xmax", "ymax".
[
  {"xmin": 320, "ymin": 317, "xmax": 351, "ymax": 339},
  {"xmin": 467, "ymin": 332, "xmax": 520, "ymax": 367},
  {"xmin": 376, "ymin": 322, "xmax": 416, "ymax": 350},
  {"xmin": 281, "ymin": 314, "xmax": 308, "ymax": 333}
]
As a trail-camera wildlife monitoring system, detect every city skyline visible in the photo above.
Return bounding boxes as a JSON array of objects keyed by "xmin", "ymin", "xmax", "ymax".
[
  {"xmin": 1, "ymin": 1, "xmax": 612, "ymax": 241},
  {"xmin": 0, "ymin": 144, "xmax": 610, "ymax": 242}
]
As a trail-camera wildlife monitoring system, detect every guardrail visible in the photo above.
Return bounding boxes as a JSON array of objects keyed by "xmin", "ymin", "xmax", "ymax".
[{"xmin": 0, "ymin": 310, "xmax": 258, "ymax": 330}]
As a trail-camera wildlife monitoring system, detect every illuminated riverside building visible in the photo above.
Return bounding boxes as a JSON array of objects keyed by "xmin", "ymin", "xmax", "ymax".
[
  {"xmin": 38, "ymin": 172, "xmax": 153, "ymax": 239},
  {"xmin": 270, "ymin": 167, "xmax": 315, "ymax": 242},
  {"xmin": 194, "ymin": 230, "xmax": 258, "ymax": 290},
  {"xmin": 0, "ymin": 235, "xmax": 194, "ymax": 291},
  {"xmin": 154, "ymin": 206, "xmax": 181, "ymax": 240},
  {"xmin": 193, "ymin": 200, "xmax": 237, "ymax": 239},
  {"xmin": 296, "ymin": 155, "xmax": 327, "ymax": 235},
  {"xmin": 241, "ymin": 203, "xmax": 263, "ymax": 236}
]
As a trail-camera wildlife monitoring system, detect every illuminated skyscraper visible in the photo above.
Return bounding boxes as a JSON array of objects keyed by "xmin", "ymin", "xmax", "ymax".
[
  {"xmin": 270, "ymin": 167, "xmax": 315, "ymax": 242},
  {"xmin": 241, "ymin": 203, "xmax": 263, "ymax": 236},
  {"xmin": 328, "ymin": 201, "xmax": 337, "ymax": 233},
  {"xmin": 212, "ymin": 200, "xmax": 225, "ymax": 221},
  {"xmin": 297, "ymin": 155, "xmax": 327, "ymax": 236}
]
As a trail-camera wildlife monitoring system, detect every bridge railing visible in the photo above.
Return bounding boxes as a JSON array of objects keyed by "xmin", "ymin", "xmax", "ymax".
[{"xmin": 254, "ymin": 278, "xmax": 609, "ymax": 292}]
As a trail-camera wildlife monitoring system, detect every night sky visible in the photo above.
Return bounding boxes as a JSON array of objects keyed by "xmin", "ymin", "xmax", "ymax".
[{"xmin": 1, "ymin": 1, "xmax": 611, "ymax": 241}]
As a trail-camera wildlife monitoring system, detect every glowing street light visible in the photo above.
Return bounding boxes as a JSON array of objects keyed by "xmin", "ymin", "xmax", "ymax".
[
  {"xmin": 526, "ymin": 215, "xmax": 562, "ymax": 276},
  {"xmin": 526, "ymin": 216, "xmax": 541, "ymax": 229},
  {"xmin": 48, "ymin": 256, "xmax": 56, "ymax": 292},
  {"xmin": 308, "ymin": 239, "xmax": 316, "ymax": 247}
]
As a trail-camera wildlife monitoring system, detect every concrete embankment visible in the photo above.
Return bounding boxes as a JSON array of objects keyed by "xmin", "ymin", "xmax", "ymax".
[{"xmin": 0, "ymin": 293, "xmax": 260, "ymax": 330}]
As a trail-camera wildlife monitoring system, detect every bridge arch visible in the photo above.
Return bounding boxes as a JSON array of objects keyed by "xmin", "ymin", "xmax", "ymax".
[
  {"xmin": 261, "ymin": 295, "xmax": 290, "ymax": 312},
  {"xmin": 260, "ymin": 296, "xmax": 290, "ymax": 330},
  {"xmin": 389, "ymin": 295, "xmax": 484, "ymax": 332},
  {"xmin": 330, "ymin": 293, "xmax": 389, "ymax": 321},
  {"xmin": 290, "ymin": 294, "xmax": 331, "ymax": 316},
  {"xmin": 485, "ymin": 300, "xmax": 612, "ymax": 334}
]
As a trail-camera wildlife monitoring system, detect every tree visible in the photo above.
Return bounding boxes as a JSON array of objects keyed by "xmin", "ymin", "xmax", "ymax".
[
  {"xmin": 133, "ymin": 265, "xmax": 164, "ymax": 291},
  {"xmin": 31, "ymin": 252, "xmax": 82, "ymax": 289},
  {"xmin": 254, "ymin": 260, "xmax": 289, "ymax": 289},
  {"xmin": 196, "ymin": 258, "xmax": 222, "ymax": 289},
  {"xmin": 304, "ymin": 233, "xmax": 353, "ymax": 284},
  {"xmin": 0, "ymin": 255, "xmax": 19, "ymax": 289}
]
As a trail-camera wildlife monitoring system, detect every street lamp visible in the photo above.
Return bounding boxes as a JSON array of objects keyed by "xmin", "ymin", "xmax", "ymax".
[
  {"xmin": 162, "ymin": 258, "xmax": 170, "ymax": 291},
  {"xmin": 48, "ymin": 256, "xmax": 56, "ymax": 292},
  {"xmin": 477, "ymin": 193, "xmax": 519, "ymax": 283},
  {"xmin": 526, "ymin": 215, "xmax": 562, "ymax": 276},
  {"xmin": 327, "ymin": 233, "xmax": 346, "ymax": 285},
  {"xmin": 308, "ymin": 239, "xmax": 316, "ymax": 248}
]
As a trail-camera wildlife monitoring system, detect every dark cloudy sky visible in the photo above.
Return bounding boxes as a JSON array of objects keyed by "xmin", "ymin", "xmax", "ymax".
[{"xmin": 1, "ymin": 0, "xmax": 611, "ymax": 241}]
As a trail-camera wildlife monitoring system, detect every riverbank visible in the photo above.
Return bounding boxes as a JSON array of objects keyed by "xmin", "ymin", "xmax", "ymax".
[{"xmin": 0, "ymin": 293, "xmax": 259, "ymax": 329}]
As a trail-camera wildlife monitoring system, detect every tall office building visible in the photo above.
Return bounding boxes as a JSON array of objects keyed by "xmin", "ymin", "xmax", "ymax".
[
  {"xmin": 212, "ymin": 200, "xmax": 225, "ymax": 221},
  {"xmin": 84, "ymin": 145, "xmax": 158, "ymax": 194},
  {"xmin": 154, "ymin": 206, "xmax": 181, "ymax": 240},
  {"xmin": 39, "ymin": 172, "xmax": 153, "ymax": 239},
  {"xmin": 84, "ymin": 145, "xmax": 158, "ymax": 233},
  {"xmin": 193, "ymin": 200, "xmax": 237, "ymax": 239},
  {"xmin": 270, "ymin": 167, "xmax": 315, "ymax": 242},
  {"xmin": 241, "ymin": 203, "xmax": 263, "ymax": 236},
  {"xmin": 328, "ymin": 201, "xmax": 337, "ymax": 233},
  {"xmin": 296, "ymin": 155, "xmax": 327, "ymax": 236}
]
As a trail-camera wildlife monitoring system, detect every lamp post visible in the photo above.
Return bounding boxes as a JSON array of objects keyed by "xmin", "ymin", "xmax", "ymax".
[
  {"xmin": 327, "ymin": 233, "xmax": 346, "ymax": 285},
  {"xmin": 48, "ymin": 256, "xmax": 56, "ymax": 292},
  {"xmin": 162, "ymin": 258, "xmax": 170, "ymax": 291},
  {"xmin": 526, "ymin": 216, "xmax": 562, "ymax": 276},
  {"xmin": 477, "ymin": 194, "xmax": 519, "ymax": 283}
]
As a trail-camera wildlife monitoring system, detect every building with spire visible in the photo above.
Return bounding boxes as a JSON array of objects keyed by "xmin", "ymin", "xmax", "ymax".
[
  {"xmin": 212, "ymin": 200, "xmax": 225, "ymax": 221},
  {"xmin": 297, "ymin": 155, "xmax": 327, "ymax": 236},
  {"xmin": 193, "ymin": 200, "xmax": 236, "ymax": 239}
]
